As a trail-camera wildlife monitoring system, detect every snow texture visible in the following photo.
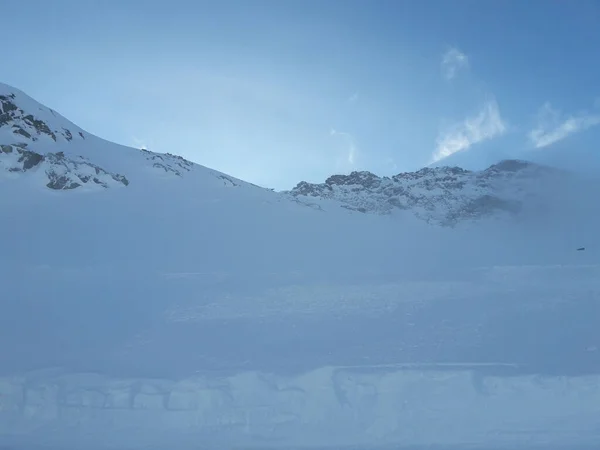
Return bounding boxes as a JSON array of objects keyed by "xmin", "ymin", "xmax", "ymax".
[
  {"xmin": 286, "ymin": 161, "xmax": 569, "ymax": 226},
  {"xmin": 1, "ymin": 82, "xmax": 600, "ymax": 448}
]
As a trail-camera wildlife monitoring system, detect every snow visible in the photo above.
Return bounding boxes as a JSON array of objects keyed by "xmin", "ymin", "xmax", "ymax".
[
  {"xmin": 285, "ymin": 161, "xmax": 583, "ymax": 227},
  {"xmin": 2, "ymin": 365, "xmax": 600, "ymax": 448},
  {"xmin": 1, "ymin": 82, "xmax": 600, "ymax": 448}
]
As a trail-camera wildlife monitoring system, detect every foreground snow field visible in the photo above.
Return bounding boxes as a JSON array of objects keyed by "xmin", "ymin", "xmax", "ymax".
[{"xmin": 1, "ymin": 83, "xmax": 600, "ymax": 448}]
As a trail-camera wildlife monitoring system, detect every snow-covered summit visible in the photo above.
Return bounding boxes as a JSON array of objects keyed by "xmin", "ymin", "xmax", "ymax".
[
  {"xmin": 286, "ymin": 159, "xmax": 567, "ymax": 226},
  {"xmin": 0, "ymin": 83, "xmax": 86, "ymax": 145},
  {"xmin": 0, "ymin": 82, "xmax": 259, "ymax": 192}
]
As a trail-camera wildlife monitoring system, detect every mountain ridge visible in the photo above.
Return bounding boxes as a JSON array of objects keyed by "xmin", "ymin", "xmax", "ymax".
[
  {"xmin": 0, "ymin": 82, "xmax": 265, "ymax": 194},
  {"xmin": 1, "ymin": 81, "xmax": 586, "ymax": 228},
  {"xmin": 286, "ymin": 159, "xmax": 569, "ymax": 226}
]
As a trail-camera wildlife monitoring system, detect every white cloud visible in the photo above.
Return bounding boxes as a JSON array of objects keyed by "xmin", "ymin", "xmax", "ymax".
[
  {"xmin": 529, "ymin": 102, "xmax": 600, "ymax": 148},
  {"xmin": 441, "ymin": 47, "xmax": 469, "ymax": 80},
  {"xmin": 433, "ymin": 99, "xmax": 507, "ymax": 162}
]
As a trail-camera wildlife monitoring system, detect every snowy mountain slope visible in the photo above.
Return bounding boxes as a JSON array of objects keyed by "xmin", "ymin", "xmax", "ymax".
[
  {"xmin": 286, "ymin": 160, "xmax": 572, "ymax": 226},
  {"xmin": 0, "ymin": 83, "xmax": 265, "ymax": 194},
  {"xmin": 1, "ymin": 83, "xmax": 584, "ymax": 229},
  {"xmin": 1, "ymin": 82, "xmax": 600, "ymax": 448},
  {"xmin": 1, "ymin": 144, "xmax": 129, "ymax": 189}
]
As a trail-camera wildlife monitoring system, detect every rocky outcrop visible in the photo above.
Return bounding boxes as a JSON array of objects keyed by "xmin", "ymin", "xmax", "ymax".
[
  {"xmin": 286, "ymin": 160, "xmax": 562, "ymax": 226},
  {"xmin": 141, "ymin": 149, "xmax": 195, "ymax": 177},
  {"xmin": 0, "ymin": 86, "xmax": 210, "ymax": 190},
  {"xmin": 0, "ymin": 145, "xmax": 129, "ymax": 190},
  {"xmin": 0, "ymin": 93, "xmax": 82, "ymax": 143}
]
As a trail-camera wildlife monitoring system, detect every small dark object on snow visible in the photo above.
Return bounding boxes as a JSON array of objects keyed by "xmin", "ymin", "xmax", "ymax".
[{"xmin": 577, "ymin": 247, "xmax": 586, "ymax": 251}]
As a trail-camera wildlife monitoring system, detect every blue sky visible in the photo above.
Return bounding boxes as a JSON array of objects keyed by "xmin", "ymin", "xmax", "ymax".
[{"xmin": 3, "ymin": 0, "xmax": 600, "ymax": 189}]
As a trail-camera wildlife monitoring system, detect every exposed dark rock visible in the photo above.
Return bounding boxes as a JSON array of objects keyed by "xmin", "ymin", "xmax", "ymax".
[
  {"xmin": 341, "ymin": 205, "xmax": 367, "ymax": 213},
  {"xmin": 13, "ymin": 127, "xmax": 32, "ymax": 139},
  {"xmin": 0, "ymin": 97, "xmax": 18, "ymax": 113},
  {"xmin": 23, "ymin": 114, "xmax": 55, "ymax": 139},
  {"xmin": 218, "ymin": 175, "xmax": 239, "ymax": 187},
  {"xmin": 0, "ymin": 89, "xmax": 130, "ymax": 191},
  {"xmin": 114, "ymin": 174, "xmax": 130, "ymax": 186},
  {"xmin": 292, "ymin": 181, "xmax": 332, "ymax": 197},
  {"xmin": 92, "ymin": 177, "xmax": 107, "ymax": 187},
  {"xmin": 46, "ymin": 173, "xmax": 81, "ymax": 190},
  {"xmin": 326, "ymin": 171, "xmax": 381, "ymax": 189},
  {"xmin": 0, "ymin": 147, "xmax": 45, "ymax": 171},
  {"xmin": 0, "ymin": 94, "xmax": 75, "ymax": 142},
  {"xmin": 144, "ymin": 151, "xmax": 194, "ymax": 177},
  {"xmin": 1, "ymin": 147, "xmax": 129, "ymax": 190},
  {"xmin": 63, "ymin": 128, "xmax": 73, "ymax": 141},
  {"xmin": 18, "ymin": 149, "xmax": 44, "ymax": 170}
]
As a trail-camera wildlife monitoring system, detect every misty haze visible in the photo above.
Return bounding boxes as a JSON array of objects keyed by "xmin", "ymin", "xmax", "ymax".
[{"xmin": 2, "ymin": 1, "xmax": 600, "ymax": 449}]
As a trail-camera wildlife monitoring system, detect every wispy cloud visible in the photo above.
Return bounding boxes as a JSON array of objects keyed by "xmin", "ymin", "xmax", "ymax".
[
  {"xmin": 528, "ymin": 102, "xmax": 600, "ymax": 148},
  {"xmin": 433, "ymin": 99, "xmax": 507, "ymax": 162},
  {"xmin": 441, "ymin": 47, "xmax": 469, "ymax": 80},
  {"xmin": 347, "ymin": 92, "xmax": 359, "ymax": 104},
  {"xmin": 330, "ymin": 128, "xmax": 357, "ymax": 167}
]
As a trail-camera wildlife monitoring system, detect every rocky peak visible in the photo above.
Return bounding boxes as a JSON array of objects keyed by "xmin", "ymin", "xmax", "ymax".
[
  {"xmin": 0, "ymin": 83, "xmax": 206, "ymax": 190},
  {"xmin": 286, "ymin": 159, "xmax": 563, "ymax": 226},
  {"xmin": 0, "ymin": 92, "xmax": 84, "ymax": 144},
  {"xmin": 325, "ymin": 171, "xmax": 383, "ymax": 189},
  {"xmin": 393, "ymin": 165, "xmax": 471, "ymax": 182},
  {"xmin": 0, "ymin": 85, "xmax": 132, "ymax": 190}
]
